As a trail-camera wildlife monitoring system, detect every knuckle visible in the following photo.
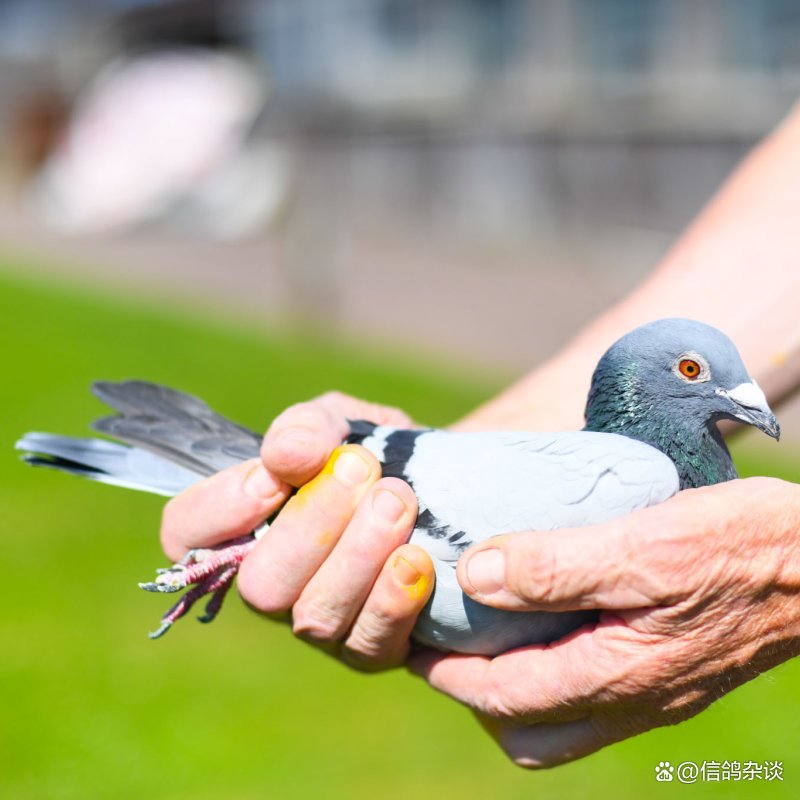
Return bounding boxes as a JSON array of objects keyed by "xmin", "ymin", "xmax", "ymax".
[
  {"xmin": 341, "ymin": 609, "xmax": 403, "ymax": 669},
  {"xmin": 339, "ymin": 644, "xmax": 390, "ymax": 673},
  {"xmin": 348, "ymin": 613, "xmax": 391, "ymax": 654},
  {"xmin": 339, "ymin": 640, "xmax": 383, "ymax": 671},
  {"xmin": 292, "ymin": 607, "xmax": 345, "ymax": 645},
  {"xmin": 620, "ymin": 524, "xmax": 684, "ymax": 603},
  {"xmin": 508, "ymin": 539, "xmax": 558, "ymax": 605},
  {"xmin": 363, "ymin": 603, "xmax": 401, "ymax": 632},
  {"xmin": 479, "ymin": 679, "xmax": 519, "ymax": 723},
  {"xmin": 589, "ymin": 635, "xmax": 664, "ymax": 707},
  {"xmin": 340, "ymin": 620, "xmax": 406, "ymax": 671}
]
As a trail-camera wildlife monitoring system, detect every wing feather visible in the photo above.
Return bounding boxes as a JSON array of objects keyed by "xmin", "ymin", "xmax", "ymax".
[
  {"xmin": 403, "ymin": 430, "xmax": 679, "ymax": 561},
  {"xmin": 91, "ymin": 380, "xmax": 261, "ymax": 475}
]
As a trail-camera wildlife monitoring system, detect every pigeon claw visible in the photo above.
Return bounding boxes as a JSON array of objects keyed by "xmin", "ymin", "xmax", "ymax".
[
  {"xmin": 138, "ymin": 580, "xmax": 182, "ymax": 594},
  {"xmin": 197, "ymin": 565, "xmax": 238, "ymax": 624},
  {"xmin": 148, "ymin": 620, "xmax": 173, "ymax": 640},
  {"xmin": 139, "ymin": 535, "xmax": 257, "ymax": 639},
  {"xmin": 178, "ymin": 547, "xmax": 214, "ymax": 566}
]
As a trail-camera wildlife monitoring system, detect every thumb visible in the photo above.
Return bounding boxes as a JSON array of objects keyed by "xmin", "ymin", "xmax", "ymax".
[
  {"xmin": 262, "ymin": 392, "xmax": 414, "ymax": 487},
  {"xmin": 456, "ymin": 512, "xmax": 679, "ymax": 612}
]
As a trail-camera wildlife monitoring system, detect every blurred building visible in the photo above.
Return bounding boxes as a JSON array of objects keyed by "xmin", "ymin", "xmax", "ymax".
[
  {"xmin": 229, "ymin": 0, "xmax": 800, "ymax": 241},
  {"xmin": 1, "ymin": 0, "xmax": 799, "ymax": 368}
]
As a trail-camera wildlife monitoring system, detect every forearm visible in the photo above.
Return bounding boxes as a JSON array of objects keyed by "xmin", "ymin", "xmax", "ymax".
[{"xmin": 456, "ymin": 103, "xmax": 800, "ymax": 432}]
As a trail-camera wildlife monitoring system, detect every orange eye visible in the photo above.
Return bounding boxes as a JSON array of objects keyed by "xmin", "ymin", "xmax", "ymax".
[{"xmin": 679, "ymin": 359, "xmax": 701, "ymax": 379}]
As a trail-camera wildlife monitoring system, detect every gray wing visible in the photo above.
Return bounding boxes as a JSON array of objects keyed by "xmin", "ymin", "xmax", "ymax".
[
  {"xmin": 402, "ymin": 429, "xmax": 680, "ymax": 562},
  {"xmin": 415, "ymin": 559, "xmax": 599, "ymax": 655},
  {"xmin": 396, "ymin": 429, "xmax": 679, "ymax": 655},
  {"xmin": 91, "ymin": 381, "xmax": 261, "ymax": 476}
]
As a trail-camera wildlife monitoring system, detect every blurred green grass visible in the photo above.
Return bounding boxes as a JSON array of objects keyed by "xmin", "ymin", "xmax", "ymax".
[{"xmin": 1, "ymin": 263, "xmax": 798, "ymax": 800}]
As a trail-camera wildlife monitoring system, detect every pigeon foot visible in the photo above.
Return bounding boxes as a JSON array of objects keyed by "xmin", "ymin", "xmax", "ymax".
[{"xmin": 139, "ymin": 535, "xmax": 257, "ymax": 638}]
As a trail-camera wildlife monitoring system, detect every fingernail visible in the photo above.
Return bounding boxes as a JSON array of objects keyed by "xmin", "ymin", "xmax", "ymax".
[
  {"xmin": 372, "ymin": 489, "xmax": 406, "ymax": 522},
  {"xmin": 465, "ymin": 548, "xmax": 505, "ymax": 595},
  {"xmin": 393, "ymin": 555, "xmax": 421, "ymax": 587},
  {"xmin": 243, "ymin": 463, "xmax": 273, "ymax": 499},
  {"xmin": 333, "ymin": 450, "xmax": 371, "ymax": 486}
]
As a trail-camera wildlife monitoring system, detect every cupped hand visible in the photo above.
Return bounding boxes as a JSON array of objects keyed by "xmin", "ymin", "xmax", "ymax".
[
  {"xmin": 160, "ymin": 391, "xmax": 434, "ymax": 670},
  {"xmin": 411, "ymin": 477, "xmax": 800, "ymax": 768}
]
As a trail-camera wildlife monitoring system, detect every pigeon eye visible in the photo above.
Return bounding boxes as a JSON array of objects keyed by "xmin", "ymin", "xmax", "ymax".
[
  {"xmin": 672, "ymin": 353, "xmax": 711, "ymax": 383},
  {"xmin": 679, "ymin": 359, "xmax": 701, "ymax": 379}
]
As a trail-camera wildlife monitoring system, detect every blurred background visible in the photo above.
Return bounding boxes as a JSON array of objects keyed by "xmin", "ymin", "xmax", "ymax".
[{"xmin": 2, "ymin": 1, "xmax": 800, "ymax": 798}]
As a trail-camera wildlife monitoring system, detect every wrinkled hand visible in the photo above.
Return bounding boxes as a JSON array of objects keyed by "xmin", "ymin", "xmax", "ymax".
[
  {"xmin": 411, "ymin": 477, "xmax": 800, "ymax": 768},
  {"xmin": 160, "ymin": 392, "xmax": 434, "ymax": 670}
]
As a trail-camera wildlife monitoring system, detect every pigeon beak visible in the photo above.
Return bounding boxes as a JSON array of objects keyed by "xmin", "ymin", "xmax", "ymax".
[{"xmin": 717, "ymin": 381, "xmax": 781, "ymax": 440}]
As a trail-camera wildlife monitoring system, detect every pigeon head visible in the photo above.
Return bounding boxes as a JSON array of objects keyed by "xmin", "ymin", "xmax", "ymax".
[{"xmin": 584, "ymin": 318, "xmax": 779, "ymax": 488}]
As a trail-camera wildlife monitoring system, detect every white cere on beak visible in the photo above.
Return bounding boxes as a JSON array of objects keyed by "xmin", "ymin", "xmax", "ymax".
[{"xmin": 722, "ymin": 380, "xmax": 769, "ymax": 411}]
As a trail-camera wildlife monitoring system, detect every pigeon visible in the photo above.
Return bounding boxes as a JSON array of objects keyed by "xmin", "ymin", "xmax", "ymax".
[{"xmin": 16, "ymin": 318, "xmax": 780, "ymax": 655}]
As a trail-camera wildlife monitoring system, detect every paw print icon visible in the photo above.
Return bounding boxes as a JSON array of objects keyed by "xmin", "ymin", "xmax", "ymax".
[{"xmin": 655, "ymin": 761, "xmax": 675, "ymax": 782}]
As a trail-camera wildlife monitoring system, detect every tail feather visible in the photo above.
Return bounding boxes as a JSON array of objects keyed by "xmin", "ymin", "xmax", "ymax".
[
  {"xmin": 90, "ymin": 380, "xmax": 262, "ymax": 476},
  {"xmin": 15, "ymin": 432, "xmax": 202, "ymax": 497}
]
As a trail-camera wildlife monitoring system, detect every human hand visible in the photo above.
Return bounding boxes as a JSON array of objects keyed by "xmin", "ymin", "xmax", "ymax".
[
  {"xmin": 160, "ymin": 392, "xmax": 434, "ymax": 670},
  {"xmin": 411, "ymin": 477, "xmax": 800, "ymax": 768}
]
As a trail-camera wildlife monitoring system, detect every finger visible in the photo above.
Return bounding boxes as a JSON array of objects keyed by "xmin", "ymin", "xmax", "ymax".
[
  {"xmin": 315, "ymin": 391, "xmax": 414, "ymax": 427},
  {"xmin": 498, "ymin": 714, "xmax": 647, "ymax": 769},
  {"xmin": 237, "ymin": 444, "xmax": 380, "ymax": 614},
  {"xmin": 262, "ymin": 391, "xmax": 413, "ymax": 487},
  {"xmin": 341, "ymin": 543, "xmax": 435, "ymax": 670},
  {"xmin": 410, "ymin": 647, "xmax": 588, "ymax": 723},
  {"xmin": 409, "ymin": 615, "xmax": 641, "ymax": 724},
  {"xmin": 160, "ymin": 458, "xmax": 290, "ymax": 562},
  {"xmin": 456, "ymin": 504, "xmax": 689, "ymax": 612},
  {"xmin": 408, "ymin": 650, "xmax": 492, "ymax": 705},
  {"xmin": 261, "ymin": 400, "xmax": 351, "ymax": 487},
  {"xmin": 291, "ymin": 478, "xmax": 419, "ymax": 644}
]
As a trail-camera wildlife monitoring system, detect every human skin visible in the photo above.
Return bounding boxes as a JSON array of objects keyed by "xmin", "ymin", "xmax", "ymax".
[
  {"xmin": 160, "ymin": 103, "xmax": 800, "ymax": 764},
  {"xmin": 460, "ymin": 101, "xmax": 800, "ymax": 434},
  {"xmin": 160, "ymin": 393, "xmax": 432, "ymax": 670},
  {"xmin": 419, "ymin": 477, "xmax": 800, "ymax": 766}
]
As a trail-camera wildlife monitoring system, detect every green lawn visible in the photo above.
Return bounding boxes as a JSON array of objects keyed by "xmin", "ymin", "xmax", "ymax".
[{"xmin": 1, "ymin": 264, "xmax": 797, "ymax": 799}]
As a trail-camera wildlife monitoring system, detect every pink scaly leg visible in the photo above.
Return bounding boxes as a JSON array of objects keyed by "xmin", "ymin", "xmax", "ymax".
[{"xmin": 139, "ymin": 535, "xmax": 257, "ymax": 638}]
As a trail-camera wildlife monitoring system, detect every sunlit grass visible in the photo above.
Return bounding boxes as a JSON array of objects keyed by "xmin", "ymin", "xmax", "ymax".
[{"xmin": 1, "ymin": 264, "xmax": 797, "ymax": 799}]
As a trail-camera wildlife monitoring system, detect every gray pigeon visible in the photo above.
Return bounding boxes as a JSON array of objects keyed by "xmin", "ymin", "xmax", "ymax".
[{"xmin": 16, "ymin": 318, "xmax": 779, "ymax": 654}]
